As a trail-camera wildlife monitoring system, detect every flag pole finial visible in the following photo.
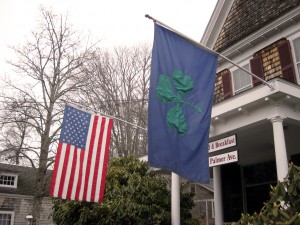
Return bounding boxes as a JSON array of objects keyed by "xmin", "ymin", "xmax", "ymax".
[{"xmin": 145, "ymin": 14, "xmax": 156, "ymax": 23}]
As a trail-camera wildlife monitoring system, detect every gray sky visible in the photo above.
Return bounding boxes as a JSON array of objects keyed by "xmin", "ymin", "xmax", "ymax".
[{"xmin": 0, "ymin": 0, "xmax": 217, "ymax": 74}]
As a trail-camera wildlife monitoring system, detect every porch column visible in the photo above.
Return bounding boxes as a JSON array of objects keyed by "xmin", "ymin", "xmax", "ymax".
[
  {"xmin": 213, "ymin": 166, "xmax": 223, "ymax": 225},
  {"xmin": 270, "ymin": 116, "xmax": 289, "ymax": 181}
]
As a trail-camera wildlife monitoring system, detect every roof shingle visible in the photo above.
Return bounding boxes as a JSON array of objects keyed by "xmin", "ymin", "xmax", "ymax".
[{"xmin": 213, "ymin": 0, "xmax": 300, "ymax": 52}]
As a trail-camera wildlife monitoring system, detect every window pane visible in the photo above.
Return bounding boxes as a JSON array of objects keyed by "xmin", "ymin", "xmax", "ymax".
[
  {"xmin": 190, "ymin": 185, "xmax": 196, "ymax": 194},
  {"xmin": 212, "ymin": 201, "xmax": 215, "ymax": 218},
  {"xmin": 0, "ymin": 175, "xmax": 16, "ymax": 187},
  {"xmin": 293, "ymin": 37, "xmax": 300, "ymax": 77},
  {"xmin": 293, "ymin": 37, "xmax": 300, "ymax": 62},
  {"xmin": 0, "ymin": 213, "xmax": 12, "ymax": 225},
  {"xmin": 232, "ymin": 64, "xmax": 252, "ymax": 93}
]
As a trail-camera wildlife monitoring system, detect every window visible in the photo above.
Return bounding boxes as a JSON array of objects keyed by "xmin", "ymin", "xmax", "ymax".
[
  {"xmin": 292, "ymin": 36, "xmax": 300, "ymax": 79},
  {"xmin": 232, "ymin": 64, "xmax": 252, "ymax": 94},
  {"xmin": 0, "ymin": 174, "xmax": 18, "ymax": 188},
  {"xmin": 197, "ymin": 200, "xmax": 215, "ymax": 222},
  {"xmin": 190, "ymin": 184, "xmax": 196, "ymax": 194},
  {"xmin": 211, "ymin": 201, "xmax": 215, "ymax": 219},
  {"xmin": 0, "ymin": 211, "xmax": 14, "ymax": 225}
]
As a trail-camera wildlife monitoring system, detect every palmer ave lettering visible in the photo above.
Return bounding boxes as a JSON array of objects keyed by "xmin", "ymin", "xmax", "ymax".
[
  {"xmin": 227, "ymin": 153, "xmax": 236, "ymax": 160},
  {"xmin": 210, "ymin": 156, "xmax": 226, "ymax": 164},
  {"xmin": 208, "ymin": 134, "xmax": 237, "ymax": 153},
  {"xmin": 209, "ymin": 150, "xmax": 238, "ymax": 167}
]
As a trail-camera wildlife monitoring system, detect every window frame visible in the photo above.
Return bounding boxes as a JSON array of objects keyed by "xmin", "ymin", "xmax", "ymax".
[
  {"xmin": 0, "ymin": 211, "xmax": 15, "ymax": 225},
  {"xmin": 0, "ymin": 173, "xmax": 18, "ymax": 188},
  {"xmin": 290, "ymin": 35, "xmax": 300, "ymax": 84},
  {"xmin": 211, "ymin": 200, "xmax": 215, "ymax": 219}
]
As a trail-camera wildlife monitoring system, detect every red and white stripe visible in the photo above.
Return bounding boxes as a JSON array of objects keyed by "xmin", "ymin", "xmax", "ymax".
[{"xmin": 50, "ymin": 115, "xmax": 113, "ymax": 202}]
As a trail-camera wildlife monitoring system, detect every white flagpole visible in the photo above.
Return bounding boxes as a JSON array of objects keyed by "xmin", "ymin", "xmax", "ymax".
[
  {"xmin": 145, "ymin": 14, "xmax": 274, "ymax": 91},
  {"xmin": 171, "ymin": 172, "xmax": 180, "ymax": 225}
]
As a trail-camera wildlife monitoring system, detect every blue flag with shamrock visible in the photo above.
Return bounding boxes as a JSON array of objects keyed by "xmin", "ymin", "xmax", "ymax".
[{"xmin": 148, "ymin": 24, "xmax": 217, "ymax": 183}]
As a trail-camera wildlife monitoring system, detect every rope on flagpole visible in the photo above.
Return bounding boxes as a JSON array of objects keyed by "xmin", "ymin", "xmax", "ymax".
[
  {"xmin": 66, "ymin": 102, "xmax": 147, "ymax": 131},
  {"xmin": 145, "ymin": 14, "xmax": 275, "ymax": 91}
]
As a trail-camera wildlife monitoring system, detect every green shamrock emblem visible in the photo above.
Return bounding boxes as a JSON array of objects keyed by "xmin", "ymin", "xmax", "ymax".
[{"xmin": 156, "ymin": 69, "xmax": 202, "ymax": 135}]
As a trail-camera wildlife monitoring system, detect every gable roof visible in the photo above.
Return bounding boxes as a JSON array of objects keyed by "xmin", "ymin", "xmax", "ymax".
[
  {"xmin": 214, "ymin": 0, "xmax": 300, "ymax": 53},
  {"xmin": 201, "ymin": 0, "xmax": 234, "ymax": 48},
  {"xmin": 0, "ymin": 163, "xmax": 52, "ymax": 196},
  {"xmin": 199, "ymin": 178, "xmax": 214, "ymax": 192},
  {"xmin": 201, "ymin": 0, "xmax": 300, "ymax": 51}
]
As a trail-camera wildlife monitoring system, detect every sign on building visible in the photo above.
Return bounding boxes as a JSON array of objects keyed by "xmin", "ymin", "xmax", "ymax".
[
  {"xmin": 208, "ymin": 134, "xmax": 237, "ymax": 153},
  {"xmin": 209, "ymin": 150, "xmax": 238, "ymax": 167}
]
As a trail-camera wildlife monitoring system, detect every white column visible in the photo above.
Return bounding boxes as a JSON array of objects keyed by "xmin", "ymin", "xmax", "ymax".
[
  {"xmin": 171, "ymin": 172, "xmax": 180, "ymax": 225},
  {"xmin": 270, "ymin": 116, "xmax": 289, "ymax": 181},
  {"xmin": 213, "ymin": 166, "xmax": 223, "ymax": 225}
]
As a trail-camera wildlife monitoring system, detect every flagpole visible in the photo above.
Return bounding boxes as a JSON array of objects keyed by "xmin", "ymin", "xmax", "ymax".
[
  {"xmin": 145, "ymin": 14, "xmax": 274, "ymax": 91},
  {"xmin": 171, "ymin": 173, "xmax": 180, "ymax": 225}
]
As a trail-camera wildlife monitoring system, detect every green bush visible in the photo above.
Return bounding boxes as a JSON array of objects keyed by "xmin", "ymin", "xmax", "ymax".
[
  {"xmin": 51, "ymin": 156, "xmax": 199, "ymax": 225},
  {"xmin": 235, "ymin": 163, "xmax": 300, "ymax": 225}
]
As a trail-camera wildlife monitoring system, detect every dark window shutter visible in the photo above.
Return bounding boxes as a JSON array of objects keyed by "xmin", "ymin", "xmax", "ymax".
[
  {"xmin": 222, "ymin": 70, "xmax": 232, "ymax": 100},
  {"xmin": 250, "ymin": 55, "xmax": 264, "ymax": 87},
  {"xmin": 278, "ymin": 40, "xmax": 296, "ymax": 83}
]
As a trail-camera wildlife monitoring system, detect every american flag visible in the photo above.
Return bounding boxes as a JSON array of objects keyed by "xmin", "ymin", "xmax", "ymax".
[{"xmin": 50, "ymin": 105, "xmax": 113, "ymax": 202}]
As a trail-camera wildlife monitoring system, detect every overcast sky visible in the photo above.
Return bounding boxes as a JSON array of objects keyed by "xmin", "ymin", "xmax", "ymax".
[{"xmin": 0, "ymin": 0, "xmax": 217, "ymax": 74}]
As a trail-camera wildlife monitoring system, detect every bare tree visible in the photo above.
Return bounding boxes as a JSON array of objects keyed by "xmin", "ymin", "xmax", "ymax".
[
  {"xmin": 78, "ymin": 45, "xmax": 151, "ymax": 157},
  {"xmin": 0, "ymin": 7, "xmax": 96, "ymax": 225},
  {"xmin": 0, "ymin": 97, "xmax": 38, "ymax": 166}
]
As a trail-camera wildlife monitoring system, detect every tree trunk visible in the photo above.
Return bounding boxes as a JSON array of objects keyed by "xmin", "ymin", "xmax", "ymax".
[
  {"xmin": 32, "ymin": 106, "xmax": 52, "ymax": 225},
  {"xmin": 32, "ymin": 144, "xmax": 49, "ymax": 225},
  {"xmin": 32, "ymin": 167, "xmax": 45, "ymax": 225}
]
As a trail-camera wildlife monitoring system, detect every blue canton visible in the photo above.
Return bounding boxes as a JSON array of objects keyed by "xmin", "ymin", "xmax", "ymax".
[{"xmin": 60, "ymin": 105, "xmax": 91, "ymax": 149}]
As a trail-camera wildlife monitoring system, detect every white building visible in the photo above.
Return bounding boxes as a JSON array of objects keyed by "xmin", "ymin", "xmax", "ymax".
[{"xmin": 202, "ymin": 0, "xmax": 300, "ymax": 224}]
